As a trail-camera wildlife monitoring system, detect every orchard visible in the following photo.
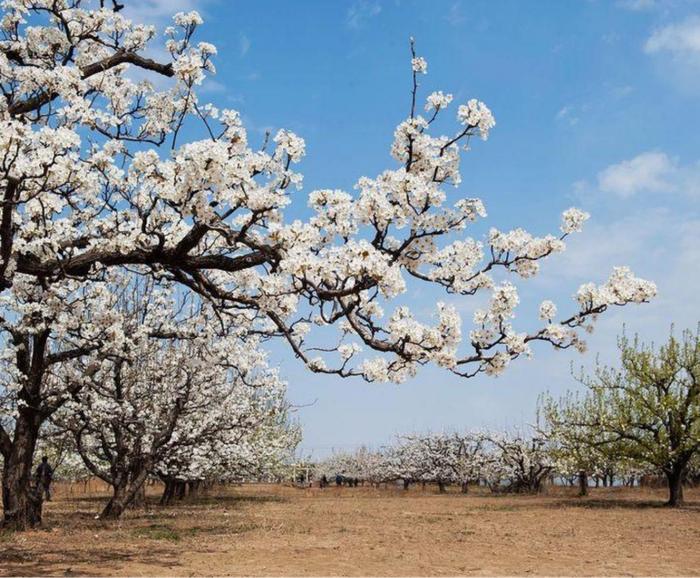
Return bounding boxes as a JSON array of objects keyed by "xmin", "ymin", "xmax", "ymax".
[{"xmin": 0, "ymin": 2, "xmax": 696, "ymax": 576}]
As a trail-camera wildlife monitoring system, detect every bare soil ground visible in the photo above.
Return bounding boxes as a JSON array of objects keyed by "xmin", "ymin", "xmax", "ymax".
[{"xmin": 1, "ymin": 482, "xmax": 699, "ymax": 576}]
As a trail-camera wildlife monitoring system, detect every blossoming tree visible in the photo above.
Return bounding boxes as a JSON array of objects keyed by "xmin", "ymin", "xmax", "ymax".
[
  {"xmin": 482, "ymin": 431, "xmax": 554, "ymax": 493},
  {"xmin": 388, "ymin": 432, "xmax": 485, "ymax": 492},
  {"xmin": 0, "ymin": 273, "xmax": 128, "ymax": 526},
  {"xmin": 0, "ymin": 0, "xmax": 656, "ymax": 528},
  {"xmin": 51, "ymin": 279, "xmax": 298, "ymax": 519}
]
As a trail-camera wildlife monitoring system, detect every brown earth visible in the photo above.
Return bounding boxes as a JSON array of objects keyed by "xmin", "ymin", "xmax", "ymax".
[{"xmin": 1, "ymin": 481, "xmax": 699, "ymax": 576}]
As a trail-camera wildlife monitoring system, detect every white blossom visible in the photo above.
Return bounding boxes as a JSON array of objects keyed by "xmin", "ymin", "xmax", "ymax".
[
  {"xmin": 412, "ymin": 56, "xmax": 428, "ymax": 74},
  {"xmin": 561, "ymin": 207, "xmax": 590, "ymax": 234},
  {"xmin": 539, "ymin": 300, "xmax": 558, "ymax": 321},
  {"xmin": 457, "ymin": 99, "xmax": 496, "ymax": 140},
  {"xmin": 425, "ymin": 91, "xmax": 453, "ymax": 111}
]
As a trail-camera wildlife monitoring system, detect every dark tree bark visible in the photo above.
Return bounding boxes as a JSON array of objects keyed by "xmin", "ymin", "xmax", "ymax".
[
  {"xmin": 100, "ymin": 468, "xmax": 149, "ymax": 519},
  {"xmin": 101, "ymin": 482, "xmax": 130, "ymax": 519},
  {"xmin": 1, "ymin": 326, "xmax": 97, "ymax": 530},
  {"xmin": 578, "ymin": 470, "xmax": 588, "ymax": 497},
  {"xmin": 160, "ymin": 478, "xmax": 176, "ymax": 505},
  {"xmin": 1, "ymin": 408, "xmax": 43, "ymax": 530},
  {"xmin": 666, "ymin": 466, "xmax": 685, "ymax": 507}
]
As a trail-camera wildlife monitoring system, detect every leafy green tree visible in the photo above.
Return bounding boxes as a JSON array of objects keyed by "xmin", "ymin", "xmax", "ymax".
[
  {"xmin": 543, "ymin": 328, "xmax": 700, "ymax": 506},
  {"xmin": 538, "ymin": 397, "xmax": 610, "ymax": 496}
]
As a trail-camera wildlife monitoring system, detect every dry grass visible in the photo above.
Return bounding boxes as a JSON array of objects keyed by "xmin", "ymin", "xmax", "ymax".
[{"xmin": 1, "ymin": 481, "xmax": 699, "ymax": 576}]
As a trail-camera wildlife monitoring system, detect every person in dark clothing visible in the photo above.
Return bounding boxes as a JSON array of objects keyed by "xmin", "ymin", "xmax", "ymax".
[
  {"xmin": 35, "ymin": 456, "xmax": 53, "ymax": 501},
  {"xmin": 320, "ymin": 475, "xmax": 328, "ymax": 488}
]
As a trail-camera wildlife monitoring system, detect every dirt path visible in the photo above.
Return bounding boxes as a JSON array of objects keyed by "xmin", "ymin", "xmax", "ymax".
[{"xmin": 1, "ymin": 484, "xmax": 699, "ymax": 576}]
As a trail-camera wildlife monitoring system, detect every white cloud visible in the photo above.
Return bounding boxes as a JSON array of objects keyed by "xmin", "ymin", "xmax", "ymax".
[
  {"xmin": 346, "ymin": 1, "xmax": 382, "ymax": 29},
  {"xmin": 594, "ymin": 151, "xmax": 700, "ymax": 199},
  {"xmin": 643, "ymin": 16, "xmax": 700, "ymax": 92},
  {"xmin": 645, "ymin": 16, "xmax": 700, "ymax": 55},
  {"xmin": 542, "ymin": 208, "xmax": 675, "ymax": 282},
  {"xmin": 598, "ymin": 151, "xmax": 675, "ymax": 198}
]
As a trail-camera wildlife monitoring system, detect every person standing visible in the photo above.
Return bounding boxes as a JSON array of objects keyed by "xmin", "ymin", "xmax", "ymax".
[{"xmin": 35, "ymin": 456, "xmax": 54, "ymax": 501}]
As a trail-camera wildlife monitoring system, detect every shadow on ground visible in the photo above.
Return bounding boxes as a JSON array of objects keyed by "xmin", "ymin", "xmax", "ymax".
[{"xmin": 0, "ymin": 543, "xmax": 181, "ymax": 577}]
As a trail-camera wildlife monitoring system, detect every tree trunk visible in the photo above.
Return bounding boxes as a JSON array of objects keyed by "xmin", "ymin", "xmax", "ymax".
[
  {"xmin": 130, "ymin": 482, "xmax": 147, "ymax": 509},
  {"xmin": 160, "ymin": 478, "xmax": 175, "ymax": 505},
  {"xmin": 461, "ymin": 481, "xmax": 469, "ymax": 494},
  {"xmin": 2, "ymin": 410, "xmax": 42, "ymax": 530},
  {"xmin": 578, "ymin": 470, "xmax": 588, "ymax": 497},
  {"xmin": 101, "ymin": 481, "xmax": 130, "ymax": 519},
  {"xmin": 101, "ymin": 468, "xmax": 149, "ymax": 519},
  {"xmin": 666, "ymin": 467, "xmax": 685, "ymax": 507},
  {"xmin": 188, "ymin": 480, "xmax": 201, "ymax": 498},
  {"xmin": 403, "ymin": 479, "xmax": 410, "ymax": 490},
  {"xmin": 438, "ymin": 480, "xmax": 446, "ymax": 494}
]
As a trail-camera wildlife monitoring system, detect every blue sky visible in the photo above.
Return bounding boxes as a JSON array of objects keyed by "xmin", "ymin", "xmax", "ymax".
[{"xmin": 132, "ymin": 0, "xmax": 699, "ymax": 457}]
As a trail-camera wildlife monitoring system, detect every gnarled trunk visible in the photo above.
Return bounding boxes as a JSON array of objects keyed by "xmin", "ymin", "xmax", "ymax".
[
  {"xmin": 100, "ymin": 467, "xmax": 149, "ymax": 519},
  {"xmin": 2, "ymin": 410, "xmax": 42, "ymax": 530},
  {"xmin": 100, "ymin": 482, "xmax": 129, "ymax": 519}
]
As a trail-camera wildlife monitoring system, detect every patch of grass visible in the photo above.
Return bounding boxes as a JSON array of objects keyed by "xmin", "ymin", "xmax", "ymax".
[{"xmin": 132, "ymin": 524, "xmax": 181, "ymax": 542}]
